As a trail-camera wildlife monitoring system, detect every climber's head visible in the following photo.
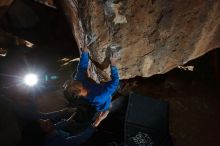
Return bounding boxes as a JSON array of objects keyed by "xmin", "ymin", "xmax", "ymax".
[{"xmin": 68, "ymin": 80, "xmax": 88, "ymax": 97}]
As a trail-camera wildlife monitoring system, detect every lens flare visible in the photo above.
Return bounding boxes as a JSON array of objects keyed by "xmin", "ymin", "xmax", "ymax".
[{"xmin": 24, "ymin": 73, "xmax": 38, "ymax": 86}]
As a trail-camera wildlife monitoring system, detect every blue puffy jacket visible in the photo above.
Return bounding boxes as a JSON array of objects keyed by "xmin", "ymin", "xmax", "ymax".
[{"xmin": 74, "ymin": 51, "xmax": 119, "ymax": 111}]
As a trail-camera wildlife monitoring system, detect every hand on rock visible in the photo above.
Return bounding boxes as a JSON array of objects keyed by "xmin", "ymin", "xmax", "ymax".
[
  {"xmin": 82, "ymin": 47, "xmax": 89, "ymax": 52},
  {"xmin": 110, "ymin": 51, "xmax": 118, "ymax": 66}
]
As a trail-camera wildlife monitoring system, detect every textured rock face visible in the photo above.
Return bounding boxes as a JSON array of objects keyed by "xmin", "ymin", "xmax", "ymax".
[{"xmin": 61, "ymin": 0, "xmax": 220, "ymax": 79}]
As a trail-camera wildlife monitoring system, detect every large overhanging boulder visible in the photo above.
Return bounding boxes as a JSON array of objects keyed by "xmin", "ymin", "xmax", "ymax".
[{"xmin": 60, "ymin": 0, "xmax": 220, "ymax": 79}]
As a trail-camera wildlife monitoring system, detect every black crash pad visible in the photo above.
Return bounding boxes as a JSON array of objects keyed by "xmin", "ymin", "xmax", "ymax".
[{"xmin": 124, "ymin": 92, "xmax": 172, "ymax": 146}]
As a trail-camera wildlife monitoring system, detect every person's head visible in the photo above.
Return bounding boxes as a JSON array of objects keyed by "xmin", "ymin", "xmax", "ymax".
[{"xmin": 68, "ymin": 80, "xmax": 88, "ymax": 97}]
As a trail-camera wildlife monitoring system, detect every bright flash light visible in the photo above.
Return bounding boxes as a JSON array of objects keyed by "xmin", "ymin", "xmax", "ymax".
[{"xmin": 24, "ymin": 73, "xmax": 38, "ymax": 86}]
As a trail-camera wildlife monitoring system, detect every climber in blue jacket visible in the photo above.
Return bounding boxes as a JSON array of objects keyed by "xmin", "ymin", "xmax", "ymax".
[
  {"xmin": 38, "ymin": 47, "xmax": 120, "ymax": 144},
  {"xmin": 67, "ymin": 47, "xmax": 120, "ymax": 127}
]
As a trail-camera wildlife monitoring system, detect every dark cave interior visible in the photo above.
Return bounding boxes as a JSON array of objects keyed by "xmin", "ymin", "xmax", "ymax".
[{"xmin": 0, "ymin": 1, "xmax": 220, "ymax": 146}]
